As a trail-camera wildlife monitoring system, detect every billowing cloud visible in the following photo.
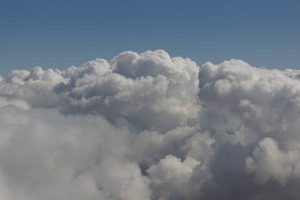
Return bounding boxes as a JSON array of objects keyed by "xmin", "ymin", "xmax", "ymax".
[
  {"xmin": 1, "ymin": 50, "xmax": 199, "ymax": 131},
  {"xmin": 198, "ymin": 60, "xmax": 300, "ymax": 200},
  {"xmin": 0, "ymin": 50, "xmax": 300, "ymax": 199}
]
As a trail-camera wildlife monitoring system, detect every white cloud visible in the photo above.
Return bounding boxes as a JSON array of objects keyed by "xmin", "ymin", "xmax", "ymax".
[
  {"xmin": 147, "ymin": 155, "xmax": 200, "ymax": 200},
  {"xmin": 0, "ymin": 104, "xmax": 150, "ymax": 200},
  {"xmin": 246, "ymin": 138, "xmax": 292, "ymax": 185},
  {"xmin": 1, "ymin": 50, "xmax": 300, "ymax": 199},
  {"xmin": 1, "ymin": 50, "xmax": 199, "ymax": 131}
]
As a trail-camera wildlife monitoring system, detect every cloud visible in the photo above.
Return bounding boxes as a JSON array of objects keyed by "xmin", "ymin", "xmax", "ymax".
[
  {"xmin": 0, "ymin": 50, "xmax": 300, "ymax": 199},
  {"xmin": 246, "ymin": 137, "xmax": 294, "ymax": 185},
  {"xmin": 0, "ymin": 104, "xmax": 150, "ymax": 200},
  {"xmin": 198, "ymin": 59, "xmax": 300, "ymax": 200},
  {"xmin": 147, "ymin": 155, "xmax": 200, "ymax": 200},
  {"xmin": 1, "ymin": 50, "xmax": 199, "ymax": 132}
]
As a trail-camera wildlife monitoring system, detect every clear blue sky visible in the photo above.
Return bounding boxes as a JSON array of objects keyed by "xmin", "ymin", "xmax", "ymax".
[{"xmin": 0, "ymin": 0, "xmax": 299, "ymax": 76}]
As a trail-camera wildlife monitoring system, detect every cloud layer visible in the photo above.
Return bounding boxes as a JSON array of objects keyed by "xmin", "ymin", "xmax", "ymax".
[{"xmin": 0, "ymin": 50, "xmax": 300, "ymax": 199}]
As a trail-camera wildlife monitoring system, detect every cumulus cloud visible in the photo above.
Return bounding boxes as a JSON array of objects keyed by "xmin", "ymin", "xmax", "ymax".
[
  {"xmin": 1, "ymin": 50, "xmax": 199, "ymax": 131},
  {"xmin": 1, "ymin": 50, "xmax": 300, "ymax": 199},
  {"xmin": 147, "ymin": 155, "xmax": 200, "ymax": 200},
  {"xmin": 198, "ymin": 59, "xmax": 300, "ymax": 200}
]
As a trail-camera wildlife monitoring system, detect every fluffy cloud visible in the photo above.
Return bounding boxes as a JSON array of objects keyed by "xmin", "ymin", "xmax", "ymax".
[
  {"xmin": 1, "ymin": 50, "xmax": 199, "ymax": 131},
  {"xmin": 198, "ymin": 60, "xmax": 300, "ymax": 200},
  {"xmin": 1, "ymin": 50, "xmax": 300, "ymax": 199},
  {"xmin": 0, "ymin": 104, "xmax": 150, "ymax": 200},
  {"xmin": 147, "ymin": 155, "xmax": 200, "ymax": 200},
  {"xmin": 246, "ymin": 137, "xmax": 296, "ymax": 185}
]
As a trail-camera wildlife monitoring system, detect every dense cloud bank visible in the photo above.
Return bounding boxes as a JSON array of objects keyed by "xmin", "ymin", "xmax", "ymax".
[{"xmin": 0, "ymin": 50, "xmax": 300, "ymax": 199}]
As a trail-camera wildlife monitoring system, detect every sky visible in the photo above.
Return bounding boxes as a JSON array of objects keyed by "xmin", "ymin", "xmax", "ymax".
[
  {"xmin": 0, "ymin": 0, "xmax": 300, "ymax": 76},
  {"xmin": 2, "ymin": 1, "xmax": 300, "ymax": 198}
]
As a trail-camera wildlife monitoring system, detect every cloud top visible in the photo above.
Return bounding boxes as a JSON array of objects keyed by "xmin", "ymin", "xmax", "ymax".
[{"xmin": 0, "ymin": 50, "xmax": 300, "ymax": 199}]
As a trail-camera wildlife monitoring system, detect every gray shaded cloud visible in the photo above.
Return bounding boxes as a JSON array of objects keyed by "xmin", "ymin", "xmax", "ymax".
[
  {"xmin": 0, "ymin": 103, "xmax": 150, "ymax": 200},
  {"xmin": 198, "ymin": 59, "xmax": 300, "ymax": 200},
  {"xmin": 0, "ymin": 51, "xmax": 300, "ymax": 199},
  {"xmin": 1, "ymin": 50, "xmax": 199, "ymax": 132}
]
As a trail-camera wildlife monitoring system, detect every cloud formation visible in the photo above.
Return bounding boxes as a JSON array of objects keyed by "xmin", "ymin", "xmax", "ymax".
[{"xmin": 0, "ymin": 50, "xmax": 300, "ymax": 199}]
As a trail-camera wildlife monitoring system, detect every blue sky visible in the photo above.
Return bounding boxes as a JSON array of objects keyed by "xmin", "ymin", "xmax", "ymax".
[{"xmin": 0, "ymin": 0, "xmax": 299, "ymax": 76}]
